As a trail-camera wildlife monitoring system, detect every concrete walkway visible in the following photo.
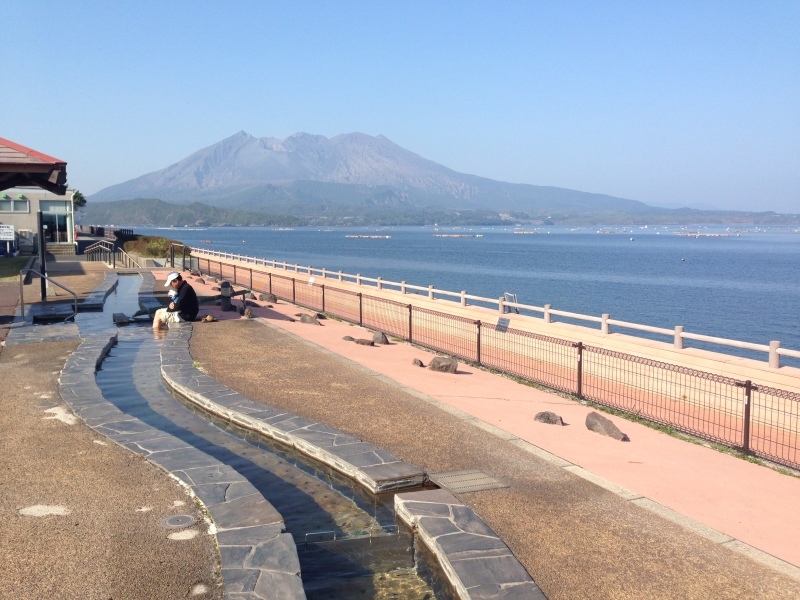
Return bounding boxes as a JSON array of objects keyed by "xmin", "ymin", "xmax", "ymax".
[{"xmin": 174, "ymin": 268, "xmax": 800, "ymax": 599}]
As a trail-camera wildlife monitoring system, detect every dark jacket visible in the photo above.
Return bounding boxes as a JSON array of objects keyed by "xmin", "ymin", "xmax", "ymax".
[{"xmin": 169, "ymin": 280, "xmax": 199, "ymax": 321}]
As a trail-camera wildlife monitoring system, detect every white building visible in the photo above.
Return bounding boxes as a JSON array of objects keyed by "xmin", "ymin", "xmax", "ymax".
[{"xmin": 0, "ymin": 187, "xmax": 76, "ymax": 255}]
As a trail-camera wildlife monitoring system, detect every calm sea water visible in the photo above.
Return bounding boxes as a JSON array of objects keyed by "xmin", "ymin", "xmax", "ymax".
[{"xmin": 137, "ymin": 225, "xmax": 800, "ymax": 365}]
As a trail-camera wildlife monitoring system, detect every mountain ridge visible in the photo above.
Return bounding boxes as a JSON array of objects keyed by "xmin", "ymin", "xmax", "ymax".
[{"xmin": 90, "ymin": 131, "xmax": 653, "ymax": 215}]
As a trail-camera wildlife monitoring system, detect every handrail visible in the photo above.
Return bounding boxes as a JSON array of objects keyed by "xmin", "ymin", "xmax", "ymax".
[
  {"xmin": 85, "ymin": 240, "xmax": 142, "ymax": 269},
  {"xmin": 19, "ymin": 268, "xmax": 78, "ymax": 322},
  {"xmin": 183, "ymin": 245, "xmax": 796, "ymax": 367}
]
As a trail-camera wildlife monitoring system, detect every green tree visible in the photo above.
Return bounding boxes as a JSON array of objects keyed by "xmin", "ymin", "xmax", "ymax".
[{"xmin": 72, "ymin": 190, "xmax": 87, "ymax": 209}]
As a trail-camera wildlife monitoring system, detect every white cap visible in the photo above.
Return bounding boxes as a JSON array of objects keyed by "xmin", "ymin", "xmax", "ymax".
[{"xmin": 164, "ymin": 271, "xmax": 180, "ymax": 287}]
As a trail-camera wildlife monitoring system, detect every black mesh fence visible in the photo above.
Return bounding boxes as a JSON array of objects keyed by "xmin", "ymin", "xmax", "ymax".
[{"xmin": 188, "ymin": 253, "xmax": 800, "ymax": 469}]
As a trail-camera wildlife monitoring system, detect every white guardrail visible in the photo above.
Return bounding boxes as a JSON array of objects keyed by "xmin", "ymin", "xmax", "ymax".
[{"xmin": 185, "ymin": 247, "xmax": 800, "ymax": 368}]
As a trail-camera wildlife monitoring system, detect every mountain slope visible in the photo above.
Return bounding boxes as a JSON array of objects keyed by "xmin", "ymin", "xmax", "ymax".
[{"xmin": 91, "ymin": 132, "xmax": 653, "ymax": 214}]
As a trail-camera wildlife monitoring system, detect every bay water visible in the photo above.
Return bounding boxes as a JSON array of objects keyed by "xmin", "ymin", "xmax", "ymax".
[{"xmin": 137, "ymin": 225, "xmax": 800, "ymax": 366}]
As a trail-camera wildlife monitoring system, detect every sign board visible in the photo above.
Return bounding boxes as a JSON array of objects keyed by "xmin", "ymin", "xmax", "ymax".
[
  {"xmin": 0, "ymin": 224, "xmax": 14, "ymax": 241},
  {"xmin": 496, "ymin": 317, "xmax": 510, "ymax": 333}
]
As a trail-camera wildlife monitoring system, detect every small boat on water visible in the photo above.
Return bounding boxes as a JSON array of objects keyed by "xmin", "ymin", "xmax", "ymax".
[{"xmin": 345, "ymin": 235, "xmax": 392, "ymax": 239}]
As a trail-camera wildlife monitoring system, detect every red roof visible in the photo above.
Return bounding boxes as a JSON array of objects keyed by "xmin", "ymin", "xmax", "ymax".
[{"xmin": 0, "ymin": 137, "xmax": 68, "ymax": 194}]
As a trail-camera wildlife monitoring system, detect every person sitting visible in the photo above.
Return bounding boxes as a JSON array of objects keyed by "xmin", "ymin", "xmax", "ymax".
[{"xmin": 153, "ymin": 271, "xmax": 199, "ymax": 329}]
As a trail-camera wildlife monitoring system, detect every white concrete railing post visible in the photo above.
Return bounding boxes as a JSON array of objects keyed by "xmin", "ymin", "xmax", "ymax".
[
  {"xmin": 308, "ymin": 266, "xmax": 312, "ymax": 275},
  {"xmin": 770, "ymin": 341, "xmax": 781, "ymax": 368},
  {"xmin": 338, "ymin": 270, "xmax": 343, "ymax": 281},
  {"xmin": 356, "ymin": 274, "xmax": 361, "ymax": 285},
  {"xmin": 401, "ymin": 281, "xmax": 406, "ymax": 294},
  {"xmin": 377, "ymin": 277, "xmax": 382, "ymax": 290},
  {"xmin": 322, "ymin": 268, "xmax": 326, "ymax": 279},
  {"xmin": 544, "ymin": 304, "xmax": 551, "ymax": 323},
  {"xmin": 674, "ymin": 326, "xmax": 684, "ymax": 349},
  {"xmin": 601, "ymin": 314, "xmax": 610, "ymax": 335},
  {"xmin": 498, "ymin": 297, "xmax": 505, "ymax": 315},
  {"xmin": 428, "ymin": 285, "xmax": 435, "ymax": 300},
  {"xmin": 461, "ymin": 291, "xmax": 467, "ymax": 306}
]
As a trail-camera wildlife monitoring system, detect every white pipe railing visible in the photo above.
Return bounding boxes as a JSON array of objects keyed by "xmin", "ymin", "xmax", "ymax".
[{"xmin": 186, "ymin": 246, "xmax": 795, "ymax": 368}]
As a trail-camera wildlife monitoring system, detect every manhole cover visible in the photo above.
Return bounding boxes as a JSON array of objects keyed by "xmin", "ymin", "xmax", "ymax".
[
  {"xmin": 160, "ymin": 514, "xmax": 196, "ymax": 529},
  {"xmin": 428, "ymin": 470, "xmax": 508, "ymax": 493}
]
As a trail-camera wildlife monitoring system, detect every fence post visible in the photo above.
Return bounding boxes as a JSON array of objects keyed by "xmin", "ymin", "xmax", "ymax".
[
  {"xmin": 170, "ymin": 244, "xmax": 175, "ymax": 268},
  {"xmin": 769, "ymin": 341, "xmax": 780, "ymax": 368},
  {"xmin": 338, "ymin": 270, "xmax": 343, "ymax": 282},
  {"xmin": 408, "ymin": 304, "xmax": 412, "ymax": 343},
  {"xmin": 742, "ymin": 380, "xmax": 752, "ymax": 454},
  {"xmin": 401, "ymin": 281, "xmax": 406, "ymax": 294},
  {"xmin": 249, "ymin": 268, "xmax": 253, "ymax": 290},
  {"xmin": 428, "ymin": 285, "xmax": 434, "ymax": 300},
  {"xmin": 674, "ymin": 326, "xmax": 684, "ymax": 349},
  {"xmin": 357, "ymin": 274, "xmax": 361, "ymax": 285},
  {"xmin": 268, "ymin": 273, "xmax": 272, "ymax": 294},
  {"xmin": 233, "ymin": 264, "xmax": 237, "ymax": 285},
  {"xmin": 461, "ymin": 291, "xmax": 467, "ymax": 306},
  {"xmin": 601, "ymin": 314, "xmax": 610, "ymax": 335},
  {"xmin": 498, "ymin": 297, "xmax": 505, "ymax": 315},
  {"xmin": 321, "ymin": 285, "xmax": 325, "ymax": 313},
  {"xmin": 576, "ymin": 342, "xmax": 584, "ymax": 398},
  {"xmin": 359, "ymin": 293, "xmax": 363, "ymax": 326},
  {"xmin": 377, "ymin": 277, "xmax": 382, "ymax": 290},
  {"xmin": 182, "ymin": 246, "xmax": 186, "ymax": 270},
  {"xmin": 476, "ymin": 321, "xmax": 482, "ymax": 366},
  {"xmin": 292, "ymin": 278, "xmax": 296, "ymax": 304},
  {"xmin": 544, "ymin": 304, "xmax": 551, "ymax": 323}
]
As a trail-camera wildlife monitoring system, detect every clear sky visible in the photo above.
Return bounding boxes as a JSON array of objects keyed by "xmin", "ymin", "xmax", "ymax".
[{"xmin": 3, "ymin": 1, "xmax": 798, "ymax": 213}]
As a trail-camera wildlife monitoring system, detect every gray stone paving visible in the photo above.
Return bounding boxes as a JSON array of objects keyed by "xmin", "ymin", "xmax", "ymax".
[
  {"xmin": 51, "ymin": 273, "xmax": 307, "ymax": 600},
  {"xmin": 396, "ymin": 490, "xmax": 546, "ymax": 600},
  {"xmin": 160, "ymin": 324, "xmax": 425, "ymax": 494}
]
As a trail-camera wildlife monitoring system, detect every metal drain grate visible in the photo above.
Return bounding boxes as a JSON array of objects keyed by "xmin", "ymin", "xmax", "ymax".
[
  {"xmin": 160, "ymin": 514, "xmax": 196, "ymax": 529},
  {"xmin": 428, "ymin": 470, "xmax": 508, "ymax": 493}
]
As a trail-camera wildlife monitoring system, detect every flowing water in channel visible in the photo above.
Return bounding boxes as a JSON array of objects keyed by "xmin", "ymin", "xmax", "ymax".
[{"xmin": 89, "ymin": 275, "xmax": 444, "ymax": 599}]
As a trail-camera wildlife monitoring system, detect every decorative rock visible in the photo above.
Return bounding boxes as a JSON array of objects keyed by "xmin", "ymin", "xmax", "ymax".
[
  {"xmin": 243, "ymin": 308, "xmax": 252, "ymax": 319},
  {"xmin": 412, "ymin": 358, "xmax": 425, "ymax": 367},
  {"xmin": 212, "ymin": 276, "xmax": 219, "ymax": 283},
  {"xmin": 342, "ymin": 336, "xmax": 355, "ymax": 342},
  {"xmin": 247, "ymin": 292, "xmax": 257, "ymax": 300},
  {"xmin": 355, "ymin": 339, "xmax": 374, "ymax": 346},
  {"xmin": 372, "ymin": 331, "xmax": 390, "ymax": 345},
  {"xmin": 211, "ymin": 286, "xmax": 220, "ymax": 291},
  {"xmin": 314, "ymin": 313, "xmax": 326, "ymax": 320},
  {"xmin": 428, "ymin": 356, "xmax": 458, "ymax": 373},
  {"xmin": 259, "ymin": 293, "xmax": 278, "ymax": 303},
  {"xmin": 196, "ymin": 278, "xmax": 205, "ymax": 285},
  {"xmin": 300, "ymin": 314, "xmax": 321, "ymax": 325},
  {"xmin": 535, "ymin": 411, "xmax": 564, "ymax": 426},
  {"xmin": 586, "ymin": 411, "xmax": 630, "ymax": 441},
  {"xmin": 190, "ymin": 270, "xmax": 201, "ymax": 277}
]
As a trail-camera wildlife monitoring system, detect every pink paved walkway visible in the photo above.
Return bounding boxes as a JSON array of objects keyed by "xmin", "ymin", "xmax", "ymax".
[{"xmin": 166, "ymin": 269, "xmax": 800, "ymax": 572}]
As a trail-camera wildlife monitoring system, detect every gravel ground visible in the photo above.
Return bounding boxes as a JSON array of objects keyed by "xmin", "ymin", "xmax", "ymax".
[
  {"xmin": 190, "ymin": 318, "xmax": 800, "ymax": 600},
  {"xmin": 0, "ymin": 339, "xmax": 221, "ymax": 600}
]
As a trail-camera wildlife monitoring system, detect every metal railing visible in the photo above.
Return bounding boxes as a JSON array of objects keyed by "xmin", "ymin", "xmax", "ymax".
[
  {"xmin": 85, "ymin": 240, "xmax": 142, "ymax": 269},
  {"xmin": 18, "ymin": 268, "xmax": 78, "ymax": 322},
  {"xmin": 182, "ymin": 247, "xmax": 800, "ymax": 368},
  {"xmin": 173, "ymin": 246, "xmax": 800, "ymax": 470}
]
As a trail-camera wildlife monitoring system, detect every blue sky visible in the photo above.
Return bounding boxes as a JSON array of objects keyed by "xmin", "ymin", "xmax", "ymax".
[{"xmin": 3, "ymin": 1, "xmax": 798, "ymax": 213}]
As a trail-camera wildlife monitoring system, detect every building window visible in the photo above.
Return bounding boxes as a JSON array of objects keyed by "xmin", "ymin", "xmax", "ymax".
[{"xmin": 0, "ymin": 199, "xmax": 29, "ymax": 212}]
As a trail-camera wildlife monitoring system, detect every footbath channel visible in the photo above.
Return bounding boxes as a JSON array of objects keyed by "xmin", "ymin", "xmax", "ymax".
[{"xmin": 74, "ymin": 274, "xmax": 444, "ymax": 599}]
